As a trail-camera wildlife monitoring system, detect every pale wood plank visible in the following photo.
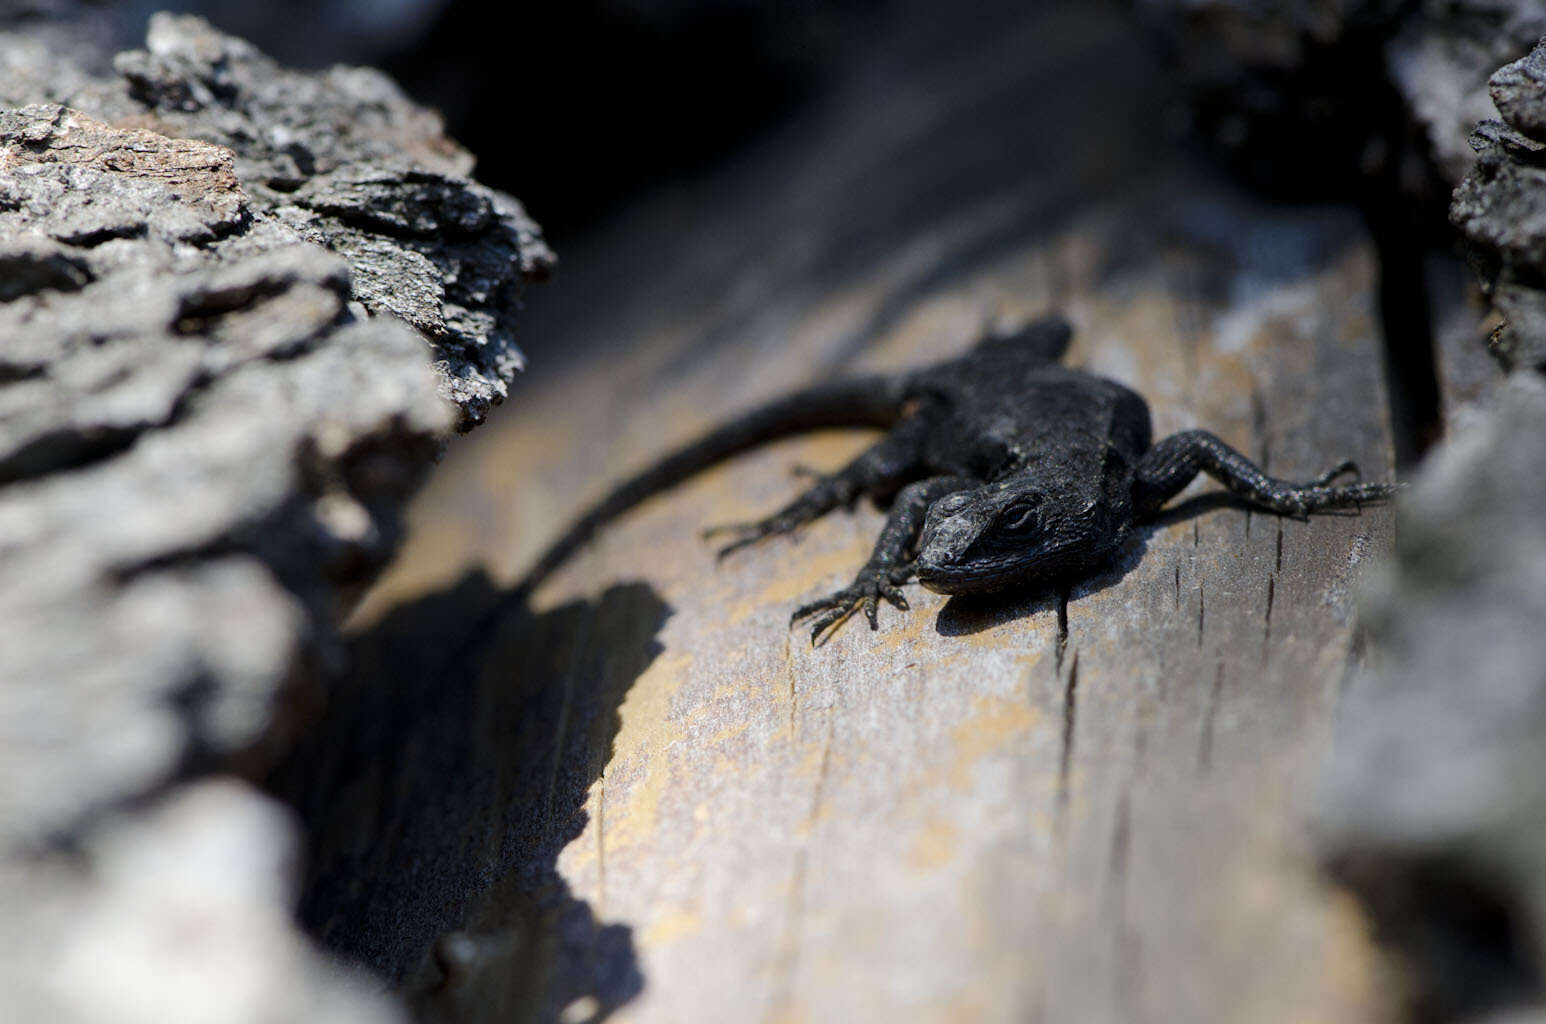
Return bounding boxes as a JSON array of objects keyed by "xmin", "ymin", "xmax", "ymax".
[
  {"xmin": 346, "ymin": 173, "xmax": 1396, "ymax": 1024},
  {"xmin": 322, "ymin": 5, "xmax": 1403, "ymax": 1019}
]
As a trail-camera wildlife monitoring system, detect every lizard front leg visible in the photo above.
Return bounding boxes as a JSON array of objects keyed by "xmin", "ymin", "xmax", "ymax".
[
  {"xmin": 792, "ymin": 475, "xmax": 978, "ymax": 643},
  {"xmin": 1132, "ymin": 429, "xmax": 1398, "ymax": 519}
]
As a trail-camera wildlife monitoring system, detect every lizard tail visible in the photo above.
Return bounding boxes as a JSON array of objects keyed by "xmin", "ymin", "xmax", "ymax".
[{"xmin": 515, "ymin": 374, "xmax": 910, "ymax": 597}]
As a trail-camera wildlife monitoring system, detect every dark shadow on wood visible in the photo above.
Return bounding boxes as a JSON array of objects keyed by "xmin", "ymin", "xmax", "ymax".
[
  {"xmin": 267, "ymin": 571, "xmax": 667, "ymax": 1023},
  {"xmin": 1327, "ymin": 851, "xmax": 1546, "ymax": 1023},
  {"xmin": 932, "ymin": 528, "xmax": 1151, "ymax": 637},
  {"xmin": 1140, "ymin": 490, "xmax": 1252, "ymax": 528}
]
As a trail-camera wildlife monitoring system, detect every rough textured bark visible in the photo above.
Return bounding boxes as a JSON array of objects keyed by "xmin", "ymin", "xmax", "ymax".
[{"xmin": 0, "ymin": 10, "xmax": 547, "ymax": 1023}]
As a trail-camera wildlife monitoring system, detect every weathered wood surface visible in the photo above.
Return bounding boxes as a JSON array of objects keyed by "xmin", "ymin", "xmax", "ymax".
[
  {"xmin": 325, "ymin": 5, "xmax": 1401, "ymax": 1021},
  {"xmin": 343, "ymin": 200, "xmax": 1397, "ymax": 1024}
]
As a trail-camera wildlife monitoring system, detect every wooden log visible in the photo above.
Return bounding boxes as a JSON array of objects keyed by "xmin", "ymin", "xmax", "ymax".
[
  {"xmin": 341, "ymin": 184, "xmax": 1397, "ymax": 1023},
  {"xmin": 324, "ymin": 7, "xmax": 1402, "ymax": 1022}
]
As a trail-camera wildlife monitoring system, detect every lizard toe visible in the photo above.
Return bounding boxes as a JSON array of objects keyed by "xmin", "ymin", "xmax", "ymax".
[
  {"xmin": 791, "ymin": 593, "xmax": 838, "ymax": 624},
  {"xmin": 715, "ymin": 533, "xmax": 765, "ymax": 560},
  {"xmin": 809, "ymin": 603, "xmax": 859, "ymax": 646},
  {"xmin": 1310, "ymin": 460, "xmax": 1360, "ymax": 487}
]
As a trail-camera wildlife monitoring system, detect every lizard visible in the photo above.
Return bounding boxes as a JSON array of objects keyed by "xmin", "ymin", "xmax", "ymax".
[{"xmin": 518, "ymin": 313, "xmax": 1397, "ymax": 643}]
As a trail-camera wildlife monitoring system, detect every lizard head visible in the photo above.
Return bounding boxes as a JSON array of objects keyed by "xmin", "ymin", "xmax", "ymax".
[{"xmin": 913, "ymin": 475, "xmax": 1124, "ymax": 595}]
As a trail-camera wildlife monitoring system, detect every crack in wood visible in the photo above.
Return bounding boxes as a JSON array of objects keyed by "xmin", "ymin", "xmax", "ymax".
[
  {"xmin": 1196, "ymin": 582, "xmax": 1205, "ymax": 650},
  {"xmin": 767, "ymin": 849, "xmax": 808, "ymax": 1024},
  {"xmin": 1111, "ymin": 737, "xmax": 1144, "ymax": 1022},
  {"xmin": 769, "ymin": 714, "xmax": 835, "ymax": 1021},
  {"xmin": 1263, "ymin": 576, "xmax": 1276, "ymax": 665},
  {"xmin": 1054, "ymin": 588, "xmax": 1070, "ymax": 677},
  {"xmin": 1198, "ymin": 661, "xmax": 1225, "ymax": 774},
  {"xmin": 1107, "ymin": 786, "xmax": 1131, "ymax": 919},
  {"xmin": 1057, "ymin": 650, "xmax": 1080, "ymax": 817},
  {"xmin": 783, "ymin": 630, "xmax": 796, "ymax": 739},
  {"xmin": 811, "ymin": 715, "xmax": 835, "ymax": 825}
]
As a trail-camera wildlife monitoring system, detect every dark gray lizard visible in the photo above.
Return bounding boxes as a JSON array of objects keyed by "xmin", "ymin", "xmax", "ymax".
[{"xmin": 520, "ymin": 314, "xmax": 1396, "ymax": 642}]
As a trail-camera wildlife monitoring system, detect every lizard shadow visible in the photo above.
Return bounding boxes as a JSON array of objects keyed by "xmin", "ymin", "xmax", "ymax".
[
  {"xmin": 269, "ymin": 570, "xmax": 665, "ymax": 1023},
  {"xmin": 932, "ymin": 492, "xmax": 1250, "ymax": 636}
]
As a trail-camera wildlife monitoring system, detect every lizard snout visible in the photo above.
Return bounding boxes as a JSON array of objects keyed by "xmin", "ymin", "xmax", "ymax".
[{"xmin": 914, "ymin": 499, "xmax": 987, "ymax": 593}]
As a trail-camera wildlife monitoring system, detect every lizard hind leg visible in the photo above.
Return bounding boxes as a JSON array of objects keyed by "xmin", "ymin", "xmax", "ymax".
[
  {"xmin": 703, "ymin": 417, "xmax": 934, "ymax": 559},
  {"xmin": 703, "ymin": 470, "xmax": 863, "ymax": 558}
]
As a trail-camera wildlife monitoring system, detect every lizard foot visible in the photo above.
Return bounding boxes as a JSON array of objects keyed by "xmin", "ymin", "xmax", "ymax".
[
  {"xmin": 791, "ymin": 568, "xmax": 910, "ymax": 645},
  {"xmin": 702, "ymin": 515, "xmax": 806, "ymax": 558},
  {"xmin": 703, "ymin": 472, "xmax": 861, "ymax": 559}
]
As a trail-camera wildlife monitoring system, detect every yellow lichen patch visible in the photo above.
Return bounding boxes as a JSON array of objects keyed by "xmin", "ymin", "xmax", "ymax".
[
  {"xmin": 948, "ymin": 694, "xmax": 1041, "ymax": 790},
  {"xmin": 708, "ymin": 719, "xmax": 751, "ymax": 746},
  {"xmin": 907, "ymin": 818, "xmax": 959, "ymax": 872},
  {"xmin": 598, "ymin": 653, "xmax": 693, "ymax": 855},
  {"xmin": 873, "ymin": 593, "xmax": 956, "ymax": 653},
  {"xmin": 641, "ymin": 907, "xmax": 704, "ymax": 949}
]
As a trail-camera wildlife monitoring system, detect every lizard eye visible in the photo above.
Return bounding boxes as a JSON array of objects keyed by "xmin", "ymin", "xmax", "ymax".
[{"xmin": 998, "ymin": 496, "xmax": 1042, "ymax": 534}]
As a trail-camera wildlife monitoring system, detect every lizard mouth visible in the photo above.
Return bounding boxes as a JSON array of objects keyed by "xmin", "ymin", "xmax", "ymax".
[
  {"xmin": 915, "ymin": 510, "xmax": 1010, "ymax": 594},
  {"xmin": 914, "ymin": 555, "xmax": 1025, "ymax": 595}
]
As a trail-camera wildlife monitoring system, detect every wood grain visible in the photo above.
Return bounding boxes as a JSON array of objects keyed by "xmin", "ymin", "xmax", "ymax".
[
  {"xmin": 320, "ymin": 6, "xmax": 1403, "ymax": 1021},
  {"xmin": 343, "ymin": 177, "xmax": 1397, "ymax": 1024}
]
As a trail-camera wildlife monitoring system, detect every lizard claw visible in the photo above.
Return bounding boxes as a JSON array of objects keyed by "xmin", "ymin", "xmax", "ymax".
[
  {"xmin": 704, "ymin": 522, "xmax": 767, "ymax": 559},
  {"xmin": 791, "ymin": 570, "xmax": 911, "ymax": 644},
  {"xmin": 1309, "ymin": 459, "xmax": 1360, "ymax": 487},
  {"xmin": 703, "ymin": 517, "xmax": 802, "ymax": 558}
]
